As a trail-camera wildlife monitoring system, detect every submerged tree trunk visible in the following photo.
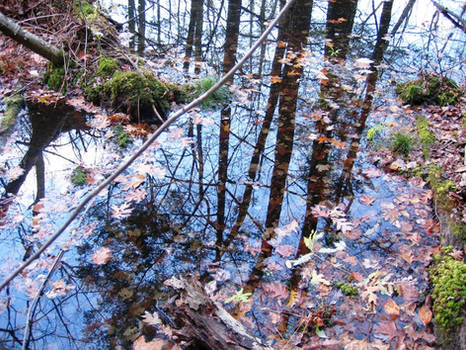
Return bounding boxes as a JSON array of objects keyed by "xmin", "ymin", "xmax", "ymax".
[{"xmin": 0, "ymin": 12, "xmax": 64, "ymax": 66}]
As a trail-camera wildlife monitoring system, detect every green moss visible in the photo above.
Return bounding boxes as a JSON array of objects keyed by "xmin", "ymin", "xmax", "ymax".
[
  {"xmin": 97, "ymin": 57, "xmax": 119, "ymax": 77},
  {"xmin": 108, "ymin": 71, "xmax": 170, "ymax": 119},
  {"xmin": 1, "ymin": 95, "xmax": 24, "ymax": 132},
  {"xmin": 415, "ymin": 115, "xmax": 435, "ymax": 159},
  {"xmin": 73, "ymin": 0, "xmax": 96, "ymax": 19},
  {"xmin": 430, "ymin": 248, "xmax": 466, "ymax": 333},
  {"xmin": 43, "ymin": 64, "xmax": 66, "ymax": 92},
  {"xmin": 396, "ymin": 74, "xmax": 462, "ymax": 106},
  {"xmin": 114, "ymin": 125, "xmax": 133, "ymax": 147},
  {"xmin": 71, "ymin": 166, "xmax": 88, "ymax": 186},
  {"xmin": 335, "ymin": 282, "xmax": 359, "ymax": 296},
  {"xmin": 391, "ymin": 131, "xmax": 414, "ymax": 157}
]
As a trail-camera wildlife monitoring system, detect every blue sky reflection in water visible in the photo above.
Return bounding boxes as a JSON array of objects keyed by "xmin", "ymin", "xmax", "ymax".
[{"xmin": 0, "ymin": 0, "xmax": 464, "ymax": 348}]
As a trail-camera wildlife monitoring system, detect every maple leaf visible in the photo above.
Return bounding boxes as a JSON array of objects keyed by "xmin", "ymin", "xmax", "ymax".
[
  {"xmin": 359, "ymin": 194, "xmax": 376, "ymax": 206},
  {"xmin": 274, "ymin": 219, "xmax": 299, "ymax": 238},
  {"xmin": 90, "ymin": 114, "xmax": 111, "ymax": 129},
  {"xmin": 124, "ymin": 188, "xmax": 147, "ymax": 203},
  {"xmin": 262, "ymin": 282, "xmax": 289, "ymax": 302},
  {"xmin": 91, "ymin": 247, "xmax": 113, "ymax": 265},
  {"xmin": 310, "ymin": 270, "xmax": 330, "ymax": 286}
]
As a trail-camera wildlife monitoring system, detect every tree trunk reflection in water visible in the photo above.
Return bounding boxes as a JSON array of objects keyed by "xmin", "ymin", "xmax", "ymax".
[
  {"xmin": 324, "ymin": 0, "xmax": 357, "ymax": 60},
  {"xmin": 234, "ymin": 0, "xmax": 314, "ymax": 304},
  {"xmin": 216, "ymin": 0, "xmax": 241, "ymax": 250},
  {"xmin": 222, "ymin": 0, "xmax": 287, "ymax": 252}
]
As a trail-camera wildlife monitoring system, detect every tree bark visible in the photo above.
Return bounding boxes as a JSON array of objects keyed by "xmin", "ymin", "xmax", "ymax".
[
  {"xmin": 0, "ymin": 11, "xmax": 64, "ymax": 66},
  {"xmin": 137, "ymin": 0, "xmax": 146, "ymax": 55}
]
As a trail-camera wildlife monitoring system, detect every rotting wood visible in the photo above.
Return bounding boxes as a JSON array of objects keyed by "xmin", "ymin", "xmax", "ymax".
[{"xmin": 164, "ymin": 277, "xmax": 273, "ymax": 350}]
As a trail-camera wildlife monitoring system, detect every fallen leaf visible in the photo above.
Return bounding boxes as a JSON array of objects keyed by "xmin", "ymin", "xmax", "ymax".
[
  {"xmin": 359, "ymin": 194, "xmax": 376, "ymax": 206},
  {"xmin": 418, "ymin": 304, "xmax": 432, "ymax": 326},
  {"xmin": 375, "ymin": 319, "xmax": 398, "ymax": 342},
  {"xmin": 133, "ymin": 336, "xmax": 165, "ymax": 350},
  {"xmin": 364, "ymin": 167, "xmax": 383, "ymax": 178},
  {"xmin": 384, "ymin": 298, "xmax": 400, "ymax": 320},
  {"xmin": 91, "ymin": 247, "xmax": 112, "ymax": 265},
  {"xmin": 275, "ymin": 244, "xmax": 295, "ymax": 257}
]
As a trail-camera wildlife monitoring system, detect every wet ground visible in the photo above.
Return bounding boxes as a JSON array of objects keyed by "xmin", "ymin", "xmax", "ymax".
[{"xmin": 0, "ymin": 60, "xmax": 441, "ymax": 348}]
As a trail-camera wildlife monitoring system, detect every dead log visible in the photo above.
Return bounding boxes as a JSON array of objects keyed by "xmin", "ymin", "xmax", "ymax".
[
  {"xmin": 0, "ymin": 11, "xmax": 64, "ymax": 66},
  {"xmin": 164, "ymin": 277, "xmax": 273, "ymax": 350}
]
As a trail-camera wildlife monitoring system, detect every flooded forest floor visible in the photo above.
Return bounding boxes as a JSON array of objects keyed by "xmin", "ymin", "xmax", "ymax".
[{"xmin": 0, "ymin": 2, "xmax": 465, "ymax": 349}]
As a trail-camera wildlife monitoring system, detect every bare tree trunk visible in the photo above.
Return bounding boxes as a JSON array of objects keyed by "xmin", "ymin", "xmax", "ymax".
[
  {"xmin": 184, "ymin": 0, "xmax": 198, "ymax": 71},
  {"xmin": 128, "ymin": 0, "xmax": 136, "ymax": 51},
  {"xmin": 137, "ymin": 0, "xmax": 146, "ymax": 55},
  {"xmin": 0, "ymin": 12, "xmax": 64, "ymax": 66},
  {"xmin": 194, "ymin": 0, "xmax": 204, "ymax": 74}
]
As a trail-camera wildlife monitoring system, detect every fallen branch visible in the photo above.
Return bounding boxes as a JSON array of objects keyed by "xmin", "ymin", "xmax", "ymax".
[
  {"xmin": 0, "ymin": 11, "xmax": 65, "ymax": 66},
  {"xmin": 0, "ymin": 0, "xmax": 297, "ymax": 292}
]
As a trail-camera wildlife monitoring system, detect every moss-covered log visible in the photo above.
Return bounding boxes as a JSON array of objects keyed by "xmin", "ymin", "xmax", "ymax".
[{"xmin": 396, "ymin": 74, "xmax": 463, "ymax": 106}]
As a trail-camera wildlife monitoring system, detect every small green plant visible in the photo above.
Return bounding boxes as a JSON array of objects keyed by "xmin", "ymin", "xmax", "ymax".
[
  {"xmin": 113, "ymin": 125, "xmax": 133, "ymax": 147},
  {"xmin": 71, "ymin": 166, "xmax": 88, "ymax": 186},
  {"xmin": 182, "ymin": 76, "xmax": 230, "ymax": 108},
  {"xmin": 335, "ymin": 281, "xmax": 359, "ymax": 296},
  {"xmin": 391, "ymin": 131, "xmax": 413, "ymax": 157},
  {"xmin": 225, "ymin": 288, "xmax": 252, "ymax": 304},
  {"xmin": 367, "ymin": 123, "xmax": 386, "ymax": 141},
  {"xmin": 430, "ymin": 247, "xmax": 466, "ymax": 333}
]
